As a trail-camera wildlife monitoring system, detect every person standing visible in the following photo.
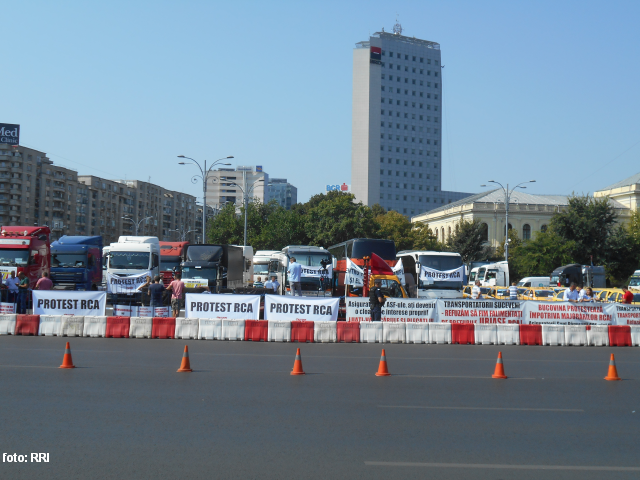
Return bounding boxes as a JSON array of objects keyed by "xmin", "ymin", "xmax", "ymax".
[
  {"xmin": 287, "ymin": 257, "xmax": 302, "ymax": 296},
  {"xmin": 17, "ymin": 272, "xmax": 30, "ymax": 314},
  {"xmin": 508, "ymin": 282, "xmax": 518, "ymax": 300},
  {"xmin": 264, "ymin": 275, "xmax": 280, "ymax": 294},
  {"xmin": 147, "ymin": 276, "xmax": 165, "ymax": 309},
  {"xmin": 369, "ymin": 278, "xmax": 385, "ymax": 321},
  {"xmin": 166, "ymin": 272, "xmax": 185, "ymax": 317},
  {"xmin": 253, "ymin": 276, "xmax": 264, "ymax": 288},
  {"xmin": 471, "ymin": 280, "xmax": 482, "ymax": 299},
  {"xmin": 563, "ymin": 282, "xmax": 580, "ymax": 302},
  {"xmin": 4, "ymin": 271, "xmax": 19, "ymax": 304},
  {"xmin": 622, "ymin": 286, "xmax": 634, "ymax": 304},
  {"xmin": 35, "ymin": 272, "xmax": 53, "ymax": 290}
]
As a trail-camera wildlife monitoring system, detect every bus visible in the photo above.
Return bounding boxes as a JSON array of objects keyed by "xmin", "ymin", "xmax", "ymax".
[
  {"xmin": 396, "ymin": 250, "xmax": 464, "ymax": 299},
  {"xmin": 268, "ymin": 246, "xmax": 332, "ymax": 296},
  {"xmin": 328, "ymin": 238, "xmax": 397, "ymax": 297}
]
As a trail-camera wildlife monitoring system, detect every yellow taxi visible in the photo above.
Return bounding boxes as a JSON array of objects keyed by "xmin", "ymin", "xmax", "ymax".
[
  {"xmin": 487, "ymin": 287, "xmax": 510, "ymax": 299},
  {"xmin": 462, "ymin": 285, "xmax": 493, "ymax": 299},
  {"xmin": 520, "ymin": 287, "xmax": 556, "ymax": 301}
]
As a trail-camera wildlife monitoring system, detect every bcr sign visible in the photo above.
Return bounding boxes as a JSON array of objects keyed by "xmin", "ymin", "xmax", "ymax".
[{"xmin": 0, "ymin": 124, "xmax": 19, "ymax": 145}]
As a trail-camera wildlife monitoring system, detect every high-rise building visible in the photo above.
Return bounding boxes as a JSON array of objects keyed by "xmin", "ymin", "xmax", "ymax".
[
  {"xmin": 205, "ymin": 166, "xmax": 269, "ymax": 212},
  {"xmin": 267, "ymin": 178, "xmax": 297, "ymax": 210},
  {"xmin": 351, "ymin": 23, "xmax": 472, "ymax": 217}
]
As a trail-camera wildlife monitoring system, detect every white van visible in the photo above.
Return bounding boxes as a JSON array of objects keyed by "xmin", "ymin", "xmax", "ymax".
[{"xmin": 517, "ymin": 276, "xmax": 550, "ymax": 288}]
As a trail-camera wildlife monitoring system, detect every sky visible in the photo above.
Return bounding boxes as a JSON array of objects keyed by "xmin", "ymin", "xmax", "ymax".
[{"xmin": 3, "ymin": 0, "xmax": 640, "ymax": 204}]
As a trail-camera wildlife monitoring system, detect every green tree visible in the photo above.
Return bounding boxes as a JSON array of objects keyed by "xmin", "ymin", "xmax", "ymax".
[
  {"xmin": 255, "ymin": 206, "xmax": 308, "ymax": 250},
  {"xmin": 412, "ymin": 222, "xmax": 444, "ymax": 251},
  {"xmin": 446, "ymin": 220, "xmax": 489, "ymax": 263},
  {"xmin": 510, "ymin": 229, "xmax": 575, "ymax": 278},
  {"xmin": 376, "ymin": 210, "xmax": 414, "ymax": 251}
]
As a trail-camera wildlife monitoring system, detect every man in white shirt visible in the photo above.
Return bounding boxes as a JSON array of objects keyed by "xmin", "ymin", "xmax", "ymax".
[
  {"xmin": 508, "ymin": 282, "xmax": 518, "ymax": 300},
  {"xmin": 264, "ymin": 275, "xmax": 280, "ymax": 294},
  {"xmin": 287, "ymin": 257, "xmax": 303, "ymax": 296},
  {"xmin": 563, "ymin": 282, "xmax": 580, "ymax": 302},
  {"xmin": 3, "ymin": 271, "xmax": 19, "ymax": 303},
  {"xmin": 471, "ymin": 280, "xmax": 482, "ymax": 299}
]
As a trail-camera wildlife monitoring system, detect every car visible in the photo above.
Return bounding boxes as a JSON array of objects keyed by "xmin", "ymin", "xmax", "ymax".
[{"xmin": 521, "ymin": 288, "xmax": 556, "ymax": 301}]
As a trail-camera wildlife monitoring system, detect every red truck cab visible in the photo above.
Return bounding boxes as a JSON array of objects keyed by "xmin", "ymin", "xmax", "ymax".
[
  {"xmin": 0, "ymin": 226, "xmax": 51, "ymax": 288},
  {"xmin": 159, "ymin": 241, "xmax": 189, "ymax": 286}
]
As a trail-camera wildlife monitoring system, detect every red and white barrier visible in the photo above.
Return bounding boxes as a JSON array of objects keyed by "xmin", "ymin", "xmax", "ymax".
[
  {"xmin": 609, "ymin": 326, "xmax": 632, "ymax": 347},
  {"xmin": 60, "ymin": 316, "xmax": 84, "ymax": 337},
  {"xmin": 106, "ymin": 316, "xmax": 130, "ymax": 338},
  {"xmin": 314, "ymin": 321, "xmax": 337, "ymax": 343},
  {"xmin": 631, "ymin": 326, "xmax": 640, "ymax": 347},
  {"xmin": 198, "ymin": 319, "xmax": 222, "ymax": 340},
  {"xmin": 360, "ymin": 322, "xmax": 382, "ymax": 343},
  {"xmin": 245, "ymin": 320, "xmax": 268, "ymax": 342},
  {"xmin": 175, "ymin": 318, "xmax": 199, "ymax": 339},
  {"xmin": 38, "ymin": 315, "xmax": 61, "ymax": 336},
  {"xmin": 152, "ymin": 317, "xmax": 176, "ymax": 339},
  {"xmin": 129, "ymin": 317, "xmax": 153, "ymax": 339},
  {"xmin": 221, "ymin": 319, "xmax": 245, "ymax": 341},
  {"xmin": 429, "ymin": 323, "xmax": 451, "ymax": 344},
  {"xmin": 337, "ymin": 321, "xmax": 359, "ymax": 343},
  {"xmin": 267, "ymin": 320, "xmax": 291, "ymax": 342},
  {"xmin": 406, "ymin": 322, "xmax": 430, "ymax": 344},
  {"xmin": 496, "ymin": 325, "xmax": 520, "ymax": 345},
  {"xmin": 383, "ymin": 322, "xmax": 406, "ymax": 344},
  {"xmin": 291, "ymin": 321, "xmax": 315, "ymax": 343},
  {"xmin": 452, "ymin": 324, "xmax": 475, "ymax": 345},
  {"xmin": 474, "ymin": 324, "xmax": 497, "ymax": 345},
  {"xmin": 83, "ymin": 316, "xmax": 107, "ymax": 337},
  {"xmin": 542, "ymin": 325, "xmax": 566, "ymax": 346},
  {"xmin": 520, "ymin": 325, "xmax": 542, "ymax": 346},
  {"xmin": 587, "ymin": 325, "xmax": 609, "ymax": 346},
  {"xmin": 0, "ymin": 314, "xmax": 16, "ymax": 335},
  {"xmin": 565, "ymin": 325, "xmax": 587, "ymax": 346}
]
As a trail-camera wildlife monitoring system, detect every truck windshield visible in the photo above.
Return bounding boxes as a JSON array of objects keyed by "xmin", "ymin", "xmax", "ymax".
[
  {"xmin": 550, "ymin": 275, "xmax": 560, "ymax": 285},
  {"xmin": 469, "ymin": 271, "xmax": 477, "ymax": 282},
  {"xmin": 289, "ymin": 253, "xmax": 331, "ymax": 267},
  {"xmin": 253, "ymin": 263, "xmax": 269, "ymax": 274},
  {"xmin": 181, "ymin": 266, "xmax": 217, "ymax": 281},
  {"xmin": 629, "ymin": 277, "xmax": 640, "ymax": 287},
  {"xmin": 418, "ymin": 254, "xmax": 463, "ymax": 290},
  {"xmin": 0, "ymin": 249, "xmax": 29, "ymax": 266},
  {"xmin": 52, "ymin": 254, "xmax": 87, "ymax": 268},
  {"xmin": 109, "ymin": 252, "xmax": 150, "ymax": 270}
]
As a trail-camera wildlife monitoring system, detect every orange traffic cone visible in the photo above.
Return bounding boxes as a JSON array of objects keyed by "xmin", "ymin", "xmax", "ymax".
[
  {"xmin": 375, "ymin": 349, "xmax": 391, "ymax": 376},
  {"xmin": 291, "ymin": 348, "xmax": 305, "ymax": 375},
  {"xmin": 491, "ymin": 351, "xmax": 507, "ymax": 379},
  {"xmin": 59, "ymin": 342, "xmax": 75, "ymax": 369},
  {"xmin": 177, "ymin": 345, "xmax": 193, "ymax": 372},
  {"xmin": 604, "ymin": 353, "xmax": 621, "ymax": 381}
]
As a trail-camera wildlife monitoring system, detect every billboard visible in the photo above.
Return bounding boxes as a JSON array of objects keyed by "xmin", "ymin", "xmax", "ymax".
[
  {"xmin": 326, "ymin": 183, "xmax": 351, "ymax": 193},
  {"xmin": 0, "ymin": 124, "xmax": 19, "ymax": 145},
  {"xmin": 370, "ymin": 46, "xmax": 381, "ymax": 65}
]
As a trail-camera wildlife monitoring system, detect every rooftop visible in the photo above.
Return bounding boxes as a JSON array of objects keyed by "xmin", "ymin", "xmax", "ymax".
[{"xmin": 599, "ymin": 172, "xmax": 640, "ymax": 191}]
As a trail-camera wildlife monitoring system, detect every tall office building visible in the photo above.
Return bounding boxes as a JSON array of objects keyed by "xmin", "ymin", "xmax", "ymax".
[
  {"xmin": 267, "ymin": 178, "xmax": 297, "ymax": 210},
  {"xmin": 352, "ymin": 23, "xmax": 471, "ymax": 216},
  {"xmin": 205, "ymin": 166, "xmax": 269, "ymax": 212}
]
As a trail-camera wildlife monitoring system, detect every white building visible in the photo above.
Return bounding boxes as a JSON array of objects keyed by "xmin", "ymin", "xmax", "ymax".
[
  {"xmin": 205, "ymin": 166, "xmax": 268, "ymax": 211},
  {"xmin": 351, "ymin": 22, "xmax": 472, "ymax": 217}
]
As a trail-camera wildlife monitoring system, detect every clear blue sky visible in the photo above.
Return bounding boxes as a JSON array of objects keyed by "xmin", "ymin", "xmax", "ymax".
[{"xmin": 4, "ymin": 0, "xmax": 640, "ymax": 203}]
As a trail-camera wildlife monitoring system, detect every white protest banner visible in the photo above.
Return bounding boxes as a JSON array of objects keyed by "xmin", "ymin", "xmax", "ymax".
[
  {"xmin": 523, "ymin": 301, "xmax": 613, "ymax": 325},
  {"xmin": 299, "ymin": 264, "xmax": 333, "ymax": 279},
  {"xmin": 420, "ymin": 266, "xmax": 464, "ymax": 283},
  {"xmin": 154, "ymin": 306, "xmax": 170, "ymax": 317},
  {"xmin": 183, "ymin": 278, "xmax": 209, "ymax": 289},
  {"xmin": 392, "ymin": 258, "xmax": 405, "ymax": 285},
  {"xmin": 107, "ymin": 271, "xmax": 152, "ymax": 294},
  {"xmin": 0, "ymin": 266, "xmax": 17, "ymax": 282},
  {"xmin": 265, "ymin": 294, "xmax": 339, "ymax": 322},
  {"xmin": 436, "ymin": 299, "xmax": 524, "ymax": 324},
  {"xmin": 603, "ymin": 303, "xmax": 640, "ymax": 326},
  {"xmin": 344, "ymin": 258, "xmax": 364, "ymax": 287},
  {"xmin": 113, "ymin": 305, "xmax": 133, "ymax": 317},
  {"xmin": 33, "ymin": 291, "xmax": 106, "ymax": 316},
  {"xmin": 185, "ymin": 293, "xmax": 260, "ymax": 319},
  {"xmin": 0, "ymin": 302, "xmax": 15, "ymax": 314},
  {"xmin": 346, "ymin": 297, "xmax": 437, "ymax": 322}
]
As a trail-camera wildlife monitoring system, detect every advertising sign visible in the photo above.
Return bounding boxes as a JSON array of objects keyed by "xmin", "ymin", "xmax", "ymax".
[
  {"xmin": 185, "ymin": 293, "xmax": 260, "ymax": 319},
  {"xmin": 106, "ymin": 271, "xmax": 152, "ymax": 294},
  {"xmin": 346, "ymin": 297, "xmax": 437, "ymax": 323},
  {"xmin": 326, "ymin": 183, "xmax": 350, "ymax": 193},
  {"xmin": 0, "ymin": 123, "xmax": 19, "ymax": 145},
  {"xmin": 33, "ymin": 291, "xmax": 106, "ymax": 316},
  {"xmin": 182, "ymin": 278, "xmax": 209, "ymax": 289},
  {"xmin": 264, "ymin": 294, "xmax": 339, "ymax": 322},
  {"xmin": 0, "ymin": 266, "xmax": 17, "ymax": 281}
]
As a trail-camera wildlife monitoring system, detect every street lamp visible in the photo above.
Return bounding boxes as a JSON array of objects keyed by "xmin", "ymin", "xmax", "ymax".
[
  {"xmin": 122, "ymin": 215, "xmax": 154, "ymax": 236},
  {"xmin": 479, "ymin": 179, "xmax": 536, "ymax": 261},
  {"xmin": 227, "ymin": 178, "xmax": 264, "ymax": 247},
  {"xmin": 178, "ymin": 155, "xmax": 233, "ymax": 244},
  {"xmin": 171, "ymin": 228, "xmax": 196, "ymax": 242}
]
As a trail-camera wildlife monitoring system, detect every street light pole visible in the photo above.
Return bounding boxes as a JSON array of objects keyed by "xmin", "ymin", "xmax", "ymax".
[
  {"xmin": 227, "ymin": 178, "xmax": 264, "ymax": 246},
  {"xmin": 480, "ymin": 179, "xmax": 536, "ymax": 261},
  {"xmin": 178, "ymin": 155, "xmax": 234, "ymax": 244},
  {"xmin": 122, "ymin": 215, "xmax": 153, "ymax": 236}
]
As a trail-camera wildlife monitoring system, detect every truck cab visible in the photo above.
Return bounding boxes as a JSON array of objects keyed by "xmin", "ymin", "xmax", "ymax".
[
  {"xmin": 550, "ymin": 264, "xmax": 606, "ymax": 288},
  {"xmin": 107, "ymin": 236, "xmax": 160, "ymax": 283},
  {"xmin": 478, "ymin": 261, "xmax": 510, "ymax": 287},
  {"xmin": 180, "ymin": 244, "xmax": 244, "ymax": 294},
  {"xmin": 0, "ymin": 226, "xmax": 50, "ymax": 288},
  {"xmin": 159, "ymin": 241, "xmax": 189, "ymax": 286},
  {"xmin": 630, "ymin": 270, "xmax": 640, "ymax": 292},
  {"xmin": 253, "ymin": 250, "xmax": 279, "ymax": 284},
  {"xmin": 50, "ymin": 236, "xmax": 102, "ymax": 290},
  {"xmin": 268, "ymin": 246, "xmax": 332, "ymax": 296}
]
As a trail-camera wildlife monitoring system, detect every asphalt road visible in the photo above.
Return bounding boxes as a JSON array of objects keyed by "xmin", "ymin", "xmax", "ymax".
[{"xmin": 1, "ymin": 336, "xmax": 639, "ymax": 480}]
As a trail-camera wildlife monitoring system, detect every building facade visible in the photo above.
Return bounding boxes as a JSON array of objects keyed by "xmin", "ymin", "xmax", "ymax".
[
  {"xmin": 205, "ymin": 166, "xmax": 269, "ymax": 211},
  {"xmin": 351, "ymin": 23, "xmax": 473, "ymax": 217},
  {"xmin": 267, "ymin": 178, "xmax": 297, "ymax": 210},
  {"xmin": 594, "ymin": 172, "xmax": 640, "ymax": 211}
]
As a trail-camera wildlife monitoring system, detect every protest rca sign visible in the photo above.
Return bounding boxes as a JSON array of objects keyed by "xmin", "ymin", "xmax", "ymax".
[
  {"xmin": 346, "ymin": 298, "xmax": 437, "ymax": 322},
  {"xmin": 106, "ymin": 271, "xmax": 152, "ymax": 294},
  {"xmin": 265, "ymin": 295, "xmax": 339, "ymax": 321},
  {"xmin": 185, "ymin": 293, "xmax": 260, "ymax": 319},
  {"xmin": 33, "ymin": 291, "xmax": 106, "ymax": 316}
]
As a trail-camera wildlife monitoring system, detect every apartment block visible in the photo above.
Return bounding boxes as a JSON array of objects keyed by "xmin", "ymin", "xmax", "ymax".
[
  {"xmin": 267, "ymin": 178, "xmax": 297, "ymax": 210},
  {"xmin": 205, "ymin": 165, "xmax": 269, "ymax": 211}
]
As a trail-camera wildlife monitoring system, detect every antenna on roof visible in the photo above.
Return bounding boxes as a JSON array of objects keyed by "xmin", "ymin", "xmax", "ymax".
[{"xmin": 393, "ymin": 14, "xmax": 402, "ymax": 35}]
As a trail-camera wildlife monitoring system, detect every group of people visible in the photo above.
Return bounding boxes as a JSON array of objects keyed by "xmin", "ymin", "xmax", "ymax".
[
  {"xmin": 249, "ymin": 275, "xmax": 280, "ymax": 293},
  {"xmin": 2, "ymin": 271, "xmax": 54, "ymax": 314},
  {"xmin": 137, "ymin": 272, "xmax": 185, "ymax": 318}
]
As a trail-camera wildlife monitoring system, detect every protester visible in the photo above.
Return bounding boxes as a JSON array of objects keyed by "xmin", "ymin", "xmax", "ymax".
[
  {"xmin": 576, "ymin": 286, "xmax": 584, "ymax": 301},
  {"xmin": 166, "ymin": 272, "xmax": 185, "ymax": 317},
  {"xmin": 471, "ymin": 280, "xmax": 482, "ymax": 299},
  {"xmin": 137, "ymin": 275, "xmax": 152, "ymax": 292},
  {"xmin": 253, "ymin": 276, "xmax": 264, "ymax": 288},
  {"xmin": 287, "ymin": 257, "xmax": 302, "ymax": 296},
  {"xmin": 563, "ymin": 282, "xmax": 580, "ymax": 302},
  {"xmin": 581, "ymin": 287, "xmax": 594, "ymax": 302},
  {"xmin": 147, "ymin": 275, "xmax": 165, "ymax": 308},
  {"xmin": 4, "ymin": 271, "xmax": 19, "ymax": 303},
  {"xmin": 17, "ymin": 272, "xmax": 30, "ymax": 314},
  {"xmin": 369, "ymin": 278, "xmax": 385, "ymax": 321},
  {"xmin": 264, "ymin": 275, "xmax": 280, "ymax": 294},
  {"xmin": 35, "ymin": 272, "xmax": 53, "ymax": 290},
  {"xmin": 622, "ymin": 286, "xmax": 634, "ymax": 304},
  {"xmin": 508, "ymin": 282, "xmax": 518, "ymax": 300}
]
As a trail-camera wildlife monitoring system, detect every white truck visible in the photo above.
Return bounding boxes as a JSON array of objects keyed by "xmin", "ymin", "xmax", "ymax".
[
  {"xmin": 396, "ymin": 250, "xmax": 464, "ymax": 299},
  {"xmin": 268, "ymin": 245, "xmax": 332, "ymax": 296},
  {"xmin": 253, "ymin": 250, "xmax": 279, "ymax": 284},
  {"xmin": 478, "ymin": 261, "xmax": 510, "ymax": 287},
  {"xmin": 106, "ymin": 236, "xmax": 160, "ymax": 297},
  {"xmin": 629, "ymin": 269, "xmax": 640, "ymax": 292}
]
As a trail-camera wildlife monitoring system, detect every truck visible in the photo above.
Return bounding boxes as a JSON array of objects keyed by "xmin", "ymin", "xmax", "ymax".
[
  {"xmin": 159, "ymin": 241, "xmax": 189, "ymax": 286},
  {"xmin": 180, "ymin": 244, "xmax": 244, "ymax": 294},
  {"xmin": 630, "ymin": 270, "xmax": 640, "ymax": 292},
  {"xmin": 106, "ymin": 236, "xmax": 160, "ymax": 299},
  {"xmin": 268, "ymin": 246, "xmax": 332, "ymax": 296},
  {"xmin": 232, "ymin": 245, "xmax": 254, "ymax": 286},
  {"xmin": 0, "ymin": 226, "xmax": 51, "ymax": 289},
  {"xmin": 50, "ymin": 236, "xmax": 103, "ymax": 290},
  {"xmin": 253, "ymin": 250, "xmax": 279, "ymax": 284},
  {"xmin": 396, "ymin": 250, "xmax": 464, "ymax": 299},
  {"xmin": 478, "ymin": 261, "xmax": 510, "ymax": 287},
  {"xmin": 550, "ymin": 264, "xmax": 606, "ymax": 288}
]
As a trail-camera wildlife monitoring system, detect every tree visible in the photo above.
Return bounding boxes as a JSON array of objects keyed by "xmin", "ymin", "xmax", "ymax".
[
  {"xmin": 510, "ymin": 229, "xmax": 575, "ymax": 279},
  {"xmin": 376, "ymin": 210, "xmax": 414, "ymax": 251},
  {"xmin": 412, "ymin": 222, "xmax": 444, "ymax": 251},
  {"xmin": 446, "ymin": 220, "xmax": 489, "ymax": 264},
  {"xmin": 494, "ymin": 228, "xmax": 522, "ymax": 260}
]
